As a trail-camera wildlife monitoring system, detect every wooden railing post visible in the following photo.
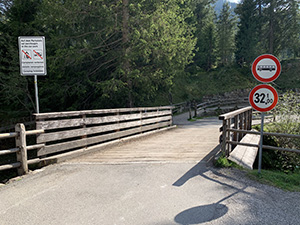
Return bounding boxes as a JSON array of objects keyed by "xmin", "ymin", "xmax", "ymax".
[
  {"xmin": 189, "ymin": 102, "xmax": 192, "ymax": 120},
  {"xmin": 221, "ymin": 119, "xmax": 227, "ymax": 155},
  {"xmin": 15, "ymin": 123, "xmax": 28, "ymax": 175}
]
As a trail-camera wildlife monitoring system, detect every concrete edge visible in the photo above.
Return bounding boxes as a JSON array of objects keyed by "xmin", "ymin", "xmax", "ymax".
[{"xmin": 37, "ymin": 125, "xmax": 177, "ymax": 167}]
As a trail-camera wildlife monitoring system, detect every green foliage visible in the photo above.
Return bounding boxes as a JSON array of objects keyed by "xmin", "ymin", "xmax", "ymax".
[
  {"xmin": 216, "ymin": 2, "xmax": 236, "ymax": 66},
  {"xmin": 235, "ymin": 0, "xmax": 260, "ymax": 66},
  {"xmin": 248, "ymin": 169, "xmax": 300, "ymax": 192},
  {"xmin": 0, "ymin": 0, "xmax": 42, "ymax": 121},
  {"xmin": 172, "ymin": 66, "xmax": 253, "ymax": 102},
  {"xmin": 256, "ymin": 91, "xmax": 300, "ymax": 173},
  {"xmin": 192, "ymin": 0, "xmax": 217, "ymax": 71},
  {"xmin": 215, "ymin": 155, "xmax": 232, "ymax": 168},
  {"xmin": 215, "ymin": 153, "xmax": 242, "ymax": 169},
  {"xmin": 0, "ymin": 0, "xmax": 299, "ymax": 125}
]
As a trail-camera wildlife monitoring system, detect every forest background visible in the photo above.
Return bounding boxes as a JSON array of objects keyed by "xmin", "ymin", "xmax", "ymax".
[{"xmin": 0, "ymin": 0, "xmax": 299, "ymax": 125}]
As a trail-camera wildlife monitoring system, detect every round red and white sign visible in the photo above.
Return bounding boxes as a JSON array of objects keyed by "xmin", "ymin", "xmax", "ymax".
[
  {"xmin": 251, "ymin": 54, "xmax": 281, "ymax": 83},
  {"xmin": 249, "ymin": 84, "xmax": 278, "ymax": 112}
]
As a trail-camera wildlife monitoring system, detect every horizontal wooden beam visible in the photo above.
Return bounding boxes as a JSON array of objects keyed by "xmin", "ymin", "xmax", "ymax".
[
  {"xmin": 0, "ymin": 162, "xmax": 21, "ymax": 171},
  {"xmin": 0, "ymin": 148, "xmax": 19, "ymax": 156},
  {"xmin": 34, "ymin": 107, "xmax": 173, "ymax": 120},
  {"xmin": 25, "ymin": 129, "xmax": 44, "ymax": 136},
  {"xmin": 36, "ymin": 111, "xmax": 171, "ymax": 130},
  {"xmin": 227, "ymin": 141, "xmax": 300, "ymax": 154},
  {"xmin": 219, "ymin": 106, "xmax": 252, "ymax": 120},
  {"xmin": 0, "ymin": 132, "xmax": 18, "ymax": 139},
  {"xmin": 227, "ymin": 128, "xmax": 300, "ymax": 139},
  {"xmin": 37, "ymin": 115, "xmax": 171, "ymax": 143},
  {"xmin": 27, "ymin": 144, "xmax": 45, "ymax": 151},
  {"xmin": 38, "ymin": 121, "xmax": 171, "ymax": 156}
]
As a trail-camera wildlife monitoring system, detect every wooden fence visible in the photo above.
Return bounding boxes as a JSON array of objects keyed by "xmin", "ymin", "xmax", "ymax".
[
  {"xmin": 0, "ymin": 124, "xmax": 44, "ymax": 175},
  {"xmin": 219, "ymin": 106, "xmax": 253, "ymax": 156},
  {"xmin": 0, "ymin": 107, "xmax": 173, "ymax": 175},
  {"xmin": 219, "ymin": 106, "xmax": 300, "ymax": 158}
]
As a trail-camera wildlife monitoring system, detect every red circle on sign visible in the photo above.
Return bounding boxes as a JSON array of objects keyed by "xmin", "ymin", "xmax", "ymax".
[
  {"xmin": 249, "ymin": 84, "xmax": 278, "ymax": 112},
  {"xmin": 251, "ymin": 54, "xmax": 281, "ymax": 83}
]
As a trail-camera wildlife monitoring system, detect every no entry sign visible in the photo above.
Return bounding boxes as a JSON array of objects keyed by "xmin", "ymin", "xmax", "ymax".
[
  {"xmin": 249, "ymin": 84, "xmax": 278, "ymax": 112},
  {"xmin": 251, "ymin": 54, "xmax": 281, "ymax": 83}
]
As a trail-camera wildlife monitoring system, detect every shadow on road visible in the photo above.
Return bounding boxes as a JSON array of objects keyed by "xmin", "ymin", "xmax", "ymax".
[
  {"xmin": 174, "ymin": 203, "xmax": 228, "ymax": 225},
  {"xmin": 172, "ymin": 145, "xmax": 251, "ymax": 224}
]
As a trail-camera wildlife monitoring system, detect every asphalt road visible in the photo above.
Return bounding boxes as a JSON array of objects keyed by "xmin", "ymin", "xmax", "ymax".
[
  {"xmin": 0, "ymin": 114, "xmax": 299, "ymax": 224},
  {"xmin": 0, "ymin": 162, "xmax": 299, "ymax": 225}
]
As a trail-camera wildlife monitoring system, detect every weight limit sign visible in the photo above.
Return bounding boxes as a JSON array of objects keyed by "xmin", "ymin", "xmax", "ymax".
[{"xmin": 249, "ymin": 84, "xmax": 278, "ymax": 112}]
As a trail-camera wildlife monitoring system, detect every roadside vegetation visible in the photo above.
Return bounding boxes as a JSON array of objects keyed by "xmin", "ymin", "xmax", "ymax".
[
  {"xmin": 216, "ymin": 91, "xmax": 300, "ymax": 192},
  {"xmin": 1, "ymin": 1, "xmax": 299, "ymax": 126}
]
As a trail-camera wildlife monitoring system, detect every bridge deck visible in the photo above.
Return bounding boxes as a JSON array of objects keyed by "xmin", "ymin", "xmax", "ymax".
[{"xmin": 71, "ymin": 115, "xmax": 221, "ymax": 164}]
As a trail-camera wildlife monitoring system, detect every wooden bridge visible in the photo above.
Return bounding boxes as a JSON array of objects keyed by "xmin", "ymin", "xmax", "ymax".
[{"xmin": 1, "ymin": 104, "xmax": 300, "ymax": 177}]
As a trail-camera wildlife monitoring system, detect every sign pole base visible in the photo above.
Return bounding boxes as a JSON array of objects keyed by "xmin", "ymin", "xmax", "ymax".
[
  {"xmin": 258, "ymin": 112, "xmax": 265, "ymax": 174},
  {"xmin": 34, "ymin": 75, "xmax": 40, "ymax": 114}
]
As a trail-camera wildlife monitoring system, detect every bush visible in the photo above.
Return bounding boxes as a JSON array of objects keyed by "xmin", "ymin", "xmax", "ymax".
[{"xmin": 260, "ymin": 91, "xmax": 300, "ymax": 173}]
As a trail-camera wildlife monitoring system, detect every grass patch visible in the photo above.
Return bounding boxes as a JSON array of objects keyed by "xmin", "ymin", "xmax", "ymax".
[
  {"xmin": 214, "ymin": 154, "xmax": 243, "ymax": 169},
  {"xmin": 248, "ymin": 169, "xmax": 300, "ymax": 192}
]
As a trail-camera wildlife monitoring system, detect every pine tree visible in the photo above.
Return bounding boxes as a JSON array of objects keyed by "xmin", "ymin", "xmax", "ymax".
[
  {"xmin": 216, "ymin": 2, "xmax": 237, "ymax": 66},
  {"xmin": 192, "ymin": 0, "xmax": 217, "ymax": 71},
  {"xmin": 235, "ymin": 0, "xmax": 260, "ymax": 66}
]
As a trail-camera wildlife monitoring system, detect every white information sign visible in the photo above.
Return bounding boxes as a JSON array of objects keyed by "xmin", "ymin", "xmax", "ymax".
[{"xmin": 18, "ymin": 36, "xmax": 47, "ymax": 76}]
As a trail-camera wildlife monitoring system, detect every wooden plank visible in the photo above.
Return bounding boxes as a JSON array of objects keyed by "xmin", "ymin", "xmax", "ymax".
[
  {"xmin": 141, "ymin": 115, "xmax": 172, "ymax": 125},
  {"xmin": 0, "ymin": 162, "xmax": 21, "ymax": 171},
  {"xmin": 36, "ymin": 111, "xmax": 171, "ymax": 130},
  {"xmin": 27, "ymin": 144, "xmax": 45, "ymax": 151},
  {"xmin": 0, "ymin": 132, "xmax": 18, "ymax": 139},
  {"xmin": 34, "ymin": 107, "xmax": 173, "ymax": 120},
  {"xmin": 38, "ymin": 127, "xmax": 142, "ymax": 156},
  {"xmin": 219, "ymin": 106, "xmax": 252, "ymax": 120},
  {"xmin": 0, "ymin": 148, "xmax": 19, "ymax": 156},
  {"xmin": 37, "ymin": 115, "xmax": 172, "ymax": 143},
  {"xmin": 228, "ymin": 133, "xmax": 260, "ymax": 169},
  {"xmin": 38, "ymin": 121, "xmax": 171, "ymax": 156},
  {"xmin": 141, "ymin": 121, "xmax": 171, "ymax": 133},
  {"xmin": 25, "ymin": 129, "xmax": 44, "ymax": 136}
]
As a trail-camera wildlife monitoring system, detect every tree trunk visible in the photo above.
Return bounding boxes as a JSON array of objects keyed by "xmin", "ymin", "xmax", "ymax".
[
  {"xmin": 269, "ymin": 0, "xmax": 275, "ymax": 54},
  {"xmin": 122, "ymin": 0, "xmax": 133, "ymax": 107}
]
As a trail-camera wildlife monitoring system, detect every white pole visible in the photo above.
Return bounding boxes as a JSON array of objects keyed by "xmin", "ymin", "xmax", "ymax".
[
  {"xmin": 34, "ymin": 75, "xmax": 40, "ymax": 114},
  {"xmin": 258, "ymin": 112, "xmax": 265, "ymax": 174}
]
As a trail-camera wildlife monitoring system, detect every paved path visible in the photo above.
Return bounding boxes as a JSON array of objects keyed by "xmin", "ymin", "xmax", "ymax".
[{"xmin": 1, "ymin": 113, "xmax": 300, "ymax": 225}]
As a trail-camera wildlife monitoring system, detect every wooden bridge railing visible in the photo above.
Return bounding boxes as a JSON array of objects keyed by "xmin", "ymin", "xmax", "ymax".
[
  {"xmin": 0, "ymin": 106, "xmax": 173, "ymax": 175},
  {"xmin": 0, "ymin": 124, "xmax": 44, "ymax": 175},
  {"xmin": 219, "ymin": 106, "xmax": 253, "ymax": 156},
  {"xmin": 219, "ymin": 106, "xmax": 300, "ymax": 159}
]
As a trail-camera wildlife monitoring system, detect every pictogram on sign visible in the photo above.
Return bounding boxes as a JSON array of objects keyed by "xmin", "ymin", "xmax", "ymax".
[{"xmin": 251, "ymin": 54, "xmax": 281, "ymax": 83}]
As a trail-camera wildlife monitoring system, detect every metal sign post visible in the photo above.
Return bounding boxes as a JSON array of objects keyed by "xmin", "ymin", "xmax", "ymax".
[
  {"xmin": 18, "ymin": 36, "xmax": 47, "ymax": 114},
  {"xmin": 34, "ymin": 75, "xmax": 40, "ymax": 114},
  {"xmin": 250, "ymin": 54, "xmax": 281, "ymax": 174},
  {"xmin": 258, "ymin": 113, "xmax": 265, "ymax": 174}
]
